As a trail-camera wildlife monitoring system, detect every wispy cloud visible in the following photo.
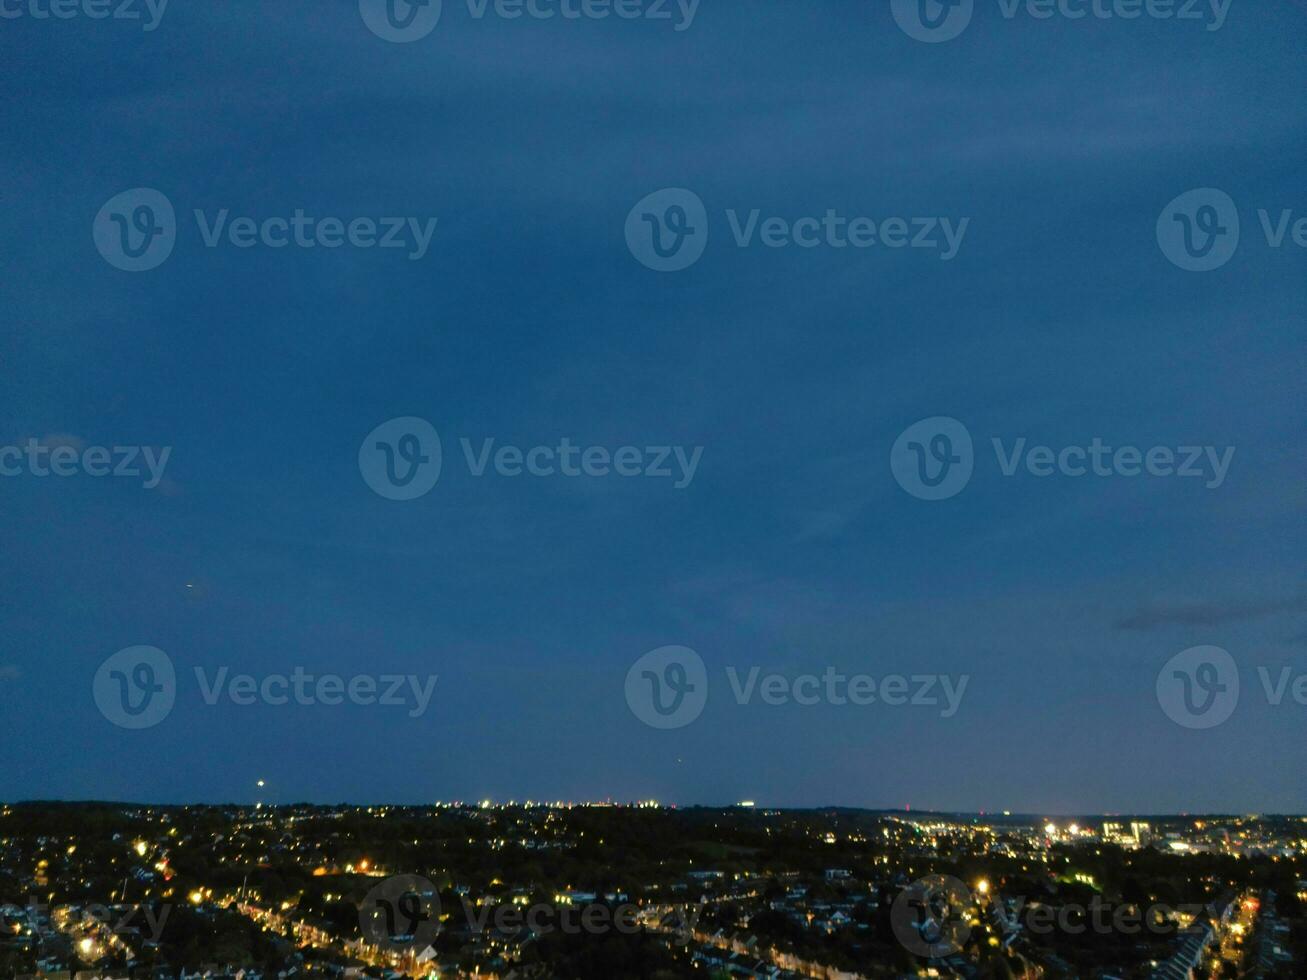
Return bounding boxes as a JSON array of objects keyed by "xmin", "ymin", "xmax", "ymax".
[{"xmin": 1115, "ymin": 593, "xmax": 1307, "ymax": 631}]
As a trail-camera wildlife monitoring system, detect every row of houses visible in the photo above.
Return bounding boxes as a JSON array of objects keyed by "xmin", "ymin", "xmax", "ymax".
[
  {"xmin": 690, "ymin": 946, "xmax": 794, "ymax": 979},
  {"xmin": 1251, "ymin": 890, "xmax": 1295, "ymax": 979},
  {"xmin": 1150, "ymin": 893, "xmax": 1234, "ymax": 980}
]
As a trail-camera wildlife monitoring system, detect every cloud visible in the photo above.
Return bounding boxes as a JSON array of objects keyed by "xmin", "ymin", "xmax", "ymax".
[{"xmin": 1115, "ymin": 593, "xmax": 1307, "ymax": 631}]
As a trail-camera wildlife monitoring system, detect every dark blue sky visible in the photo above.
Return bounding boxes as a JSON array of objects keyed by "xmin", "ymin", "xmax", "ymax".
[{"xmin": 2, "ymin": 0, "xmax": 1304, "ymax": 813}]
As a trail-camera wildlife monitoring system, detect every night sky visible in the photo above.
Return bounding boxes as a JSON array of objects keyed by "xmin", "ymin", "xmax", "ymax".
[{"xmin": 2, "ymin": 0, "xmax": 1304, "ymax": 813}]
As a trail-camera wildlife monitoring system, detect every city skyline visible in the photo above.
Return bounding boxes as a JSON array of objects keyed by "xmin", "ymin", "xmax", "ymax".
[{"xmin": 1, "ymin": 801, "xmax": 1302, "ymax": 977}]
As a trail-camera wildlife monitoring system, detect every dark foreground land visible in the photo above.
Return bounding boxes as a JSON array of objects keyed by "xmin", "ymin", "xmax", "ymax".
[{"xmin": 1, "ymin": 803, "xmax": 1303, "ymax": 979}]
